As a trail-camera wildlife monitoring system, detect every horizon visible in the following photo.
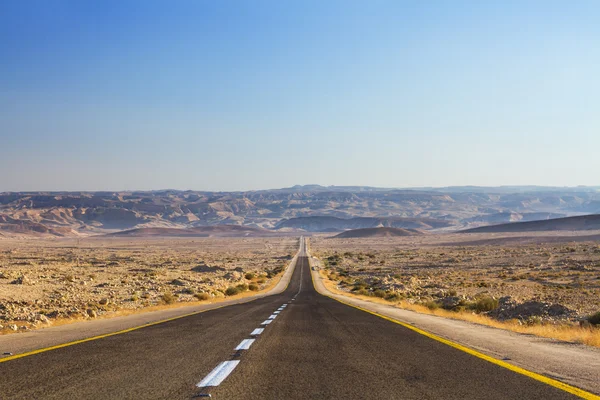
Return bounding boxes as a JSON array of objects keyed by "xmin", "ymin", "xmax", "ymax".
[
  {"xmin": 1, "ymin": 183, "xmax": 599, "ymax": 194},
  {"xmin": 2, "ymin": 1, "xmax": 599, "ymax": 191}
]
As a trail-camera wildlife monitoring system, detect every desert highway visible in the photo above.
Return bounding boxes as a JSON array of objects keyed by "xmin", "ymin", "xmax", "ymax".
[{"xmin": 0, "ymin": 238, "xmax": 589, "ymax": 399}]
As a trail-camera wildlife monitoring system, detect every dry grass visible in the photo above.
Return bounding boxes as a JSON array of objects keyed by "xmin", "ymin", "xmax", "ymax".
[{"xmin": 319, "ymin": 270, "xmax": 600, "ymax": 347}]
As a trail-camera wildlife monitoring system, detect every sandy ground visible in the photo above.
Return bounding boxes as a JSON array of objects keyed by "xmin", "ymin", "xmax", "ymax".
[
  {"xmin": 311, "ymin": 231, "xmax": 600, "ymax": 322},
  {"xmin": 0, "ymin": 237, "xmax": 297, "ymax": 332}
]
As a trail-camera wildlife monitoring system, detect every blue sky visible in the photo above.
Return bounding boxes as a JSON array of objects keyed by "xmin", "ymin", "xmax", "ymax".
[{"xmin": 1, "ymin": 0, "xmax": 598, "ymax": 191}]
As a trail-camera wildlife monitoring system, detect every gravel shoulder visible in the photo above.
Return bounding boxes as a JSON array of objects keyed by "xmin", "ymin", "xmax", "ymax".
[
  {"xmin": 309, "ymin": 254, "xmax": 600, "ymax": 395},
  {"xmin": 0, "ymin": 250, "xmax": 299, "ymax": 359}
]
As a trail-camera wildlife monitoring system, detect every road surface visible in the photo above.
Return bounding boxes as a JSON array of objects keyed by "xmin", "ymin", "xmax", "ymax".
[{"xmin": 0, "ymin": 239, "xmax": 585, "ymax": 399}]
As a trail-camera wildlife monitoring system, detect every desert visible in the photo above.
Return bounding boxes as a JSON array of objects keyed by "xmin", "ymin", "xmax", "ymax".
[
  {"xmin": 311, "ymin": 230, "xmax": 600, "ymax": 346},
  {"xmin": 0, "ymin": 237, "xmax": 297, "ymax": 332}
]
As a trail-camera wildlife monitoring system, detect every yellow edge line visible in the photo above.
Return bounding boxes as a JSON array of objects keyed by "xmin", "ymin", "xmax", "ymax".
[
  {"xmin": 308, "ymin": 259, "xmax": 599, "ymax": 400},
  {"xmin": 0, "ymin": 249, "xmax": 301, "ymax": 364}
]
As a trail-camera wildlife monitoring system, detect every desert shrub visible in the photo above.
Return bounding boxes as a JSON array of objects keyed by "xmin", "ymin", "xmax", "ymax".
[
  {"xmin": 225, "ymin": 286, "xmax": 240, "ymax": 296},
  {"xmin": 471, "ymin": 297, "xmax": 499, "ymax": 312},
  {"xmin": 587, "ymin": 311, "xmax": 600, "ymax": 326},
  {"xmin": 373, "ymin": 289, "xmax": 386, "ymax": 298},
  {"xmin": 244, "ymin": 272, "xmax": 255, "ymax": 280},
  {"xmin": 257, "ymin": 278, "xmax": 266, "ymax": 284},
  {"xmin": 248, "ymin": 283, "xmax": 259, "ymax": 291},
  {"xmin": 236, "ymin": 283, "xmax": 249, "ymax": 291},
  {"xmin": 524, "ymin": 316, "xmax": 544, "ymax": 326},
  {"xmin": 424, "ymin": 301, "xmax": 440, "ymax": 310},
  {"xmin": 356, "ymin": 288, "xmax": 370, "ymax": 296},
  {"xmin": 351, "ymin": 283, "xmax": 367, "ymax": 292},
  {"xmin": 194, "ymin": 292, "xmax": 210, "ymax": 301},
  {"xmin": 160, "ymin": 292, "xmax": 177, "ymax": 304},
  {"xmin": 384, "ymin": 292, "xmax": 400, "ymax": 301}
]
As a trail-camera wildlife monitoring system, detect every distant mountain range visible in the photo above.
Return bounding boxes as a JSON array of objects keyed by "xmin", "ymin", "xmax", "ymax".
[{"xmin": 0, "ymin": 185, "xmax": 599, "ymax": 237}]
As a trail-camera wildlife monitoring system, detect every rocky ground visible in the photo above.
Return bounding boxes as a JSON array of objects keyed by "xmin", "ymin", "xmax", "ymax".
[
  {"xmin": 311, "ymin": 233, "xmax": 600, "ymax": 326},
  {"xmin": 0, "ymin": 237, "xmax": 297, "ymax": 332}
]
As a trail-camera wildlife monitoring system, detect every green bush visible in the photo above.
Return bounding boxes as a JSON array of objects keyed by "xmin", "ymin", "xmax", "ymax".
[
  {"xmin": 373, "ymin": 289, "xmax": 386, "ymax": 298},
  {"xmin": 248, "ymin": 283, "xmax": 259, "ymax": 291},
  {"xmin": 471, "ymin": 297, "xmax": 499, "ymax": 312},
  {"xmin": 384, "ymin": 292, "xmax": 400, "ymax": 301},
  {"xmin": 587, "ymin": 311, "xmax": 600, "ymax": 325},
  {"xmin": 236, "ymin": 283, "xmax": 249, "ymax": 291},
  {"xmin": 424, "ymin": 301, "xmax": 440, "ymax": 310},
  {"xmin": 245, "ymin": 272, "xmax": 255, "ymax": 280},
  {"xmin": 225, "ymin": 287, "xmax": 240, "ymax": 296}
]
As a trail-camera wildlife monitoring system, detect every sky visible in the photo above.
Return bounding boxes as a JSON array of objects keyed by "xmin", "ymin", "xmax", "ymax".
[{"xmin": 1, "ymin": 0, "xmax": 599, "ymax": 192}]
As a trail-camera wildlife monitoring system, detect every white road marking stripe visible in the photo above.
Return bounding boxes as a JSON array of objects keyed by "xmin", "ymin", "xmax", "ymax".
[
  {"xmin": 235, "ymin": 339, "xmax": 255, "ymax": 350},
  {"xmin": 274, "ymin": 311, "xmax": 281, "ymax": 314},
  {"xmin": 197, "ymin": 361, "xmax": 240, "ymax": 387},
  {"xmin": 261, "ymin": 319, "xmax": 273, "ymax": 325},
  {"xmin": 251, "ymin": 328, "xmax": 264, "ymax": 336},
  {"xmin": 268, "ymin": 314, "xmax": 277, "ymax": 320}
]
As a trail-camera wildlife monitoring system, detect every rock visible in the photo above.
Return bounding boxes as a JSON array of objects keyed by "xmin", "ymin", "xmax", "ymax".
[
  {"xmin": 86, "ymin": 309, "xmax": 97, "ymax": 318},
  {"xmin": 8, "ymin": 324, "xmax": 18, "ymax": 331},
  {"xmin": 170, "ymin": 279, "xmax": 186, "ymax": 286},
  {"xmin": 0, "ymin": 324, "xmax": 3, "ymax": 330},
  {"xmin": 223, "ymin": 272, "xmax": 241, "ymax": 281},
  {"xmin": 441, "ymin": 296, "xmax": 463, "ymax": 310},
  {"xmin": 35, "ymin": 314, "xmax": 50, "ymax": 324},
  {"xmin": 98, "ymin": 298, "xmax": 110, "ymax": 306},
  {"xmin": 10, "ymin": 275, "xmax": 30, "ymax": 285},
  {"xmin": 489, "ymin": 297, "xmax": 577, "ymax": 322}
]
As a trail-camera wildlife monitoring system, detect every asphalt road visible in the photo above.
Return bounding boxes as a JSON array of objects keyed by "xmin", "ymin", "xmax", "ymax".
[{"xmin": 0, "ymin": 243, "xmax": 582, "ymax": 399}]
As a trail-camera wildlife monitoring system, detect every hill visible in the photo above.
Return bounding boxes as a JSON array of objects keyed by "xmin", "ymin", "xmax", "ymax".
[
  {"xmin": 107, "ymin": 225, "xmax": 273, "ymax": 237},
  {"xmin": 333, "ymin": 227, "xmax": 423, "ymax": 238},
  {"xmin": 275, "ymin": 216, "xmax": 453, "ymax": 232},
  {"xmin": 1, "ymin": 186, "xmax": 599, "ymax": 236},
  {"xmin": 462, "ymin": 214, "xmax": 600, "ymax": 233}
]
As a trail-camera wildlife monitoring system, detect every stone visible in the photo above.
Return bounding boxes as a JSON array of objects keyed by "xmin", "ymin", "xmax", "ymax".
[
  {"xmin": 440, "ymin": 296, "xmax": 463, "ymax": 310},
  {"xmin": 8, "ymin": 324, "xmax": 17, "ymax": 331},
  {"xmin": 35, "ymin": 314, "xmax": 50, "ymax": 324},
  {"xmin": 99, "ymin": 298, "xmax": 110, "ymax": 306},
  {"xmin": 10, "ymin": 275, "xmax": 30, "ymax": 285},
  {"xmin": 86, "ymin": 309, "xmax": 97, "ymax": 318}
]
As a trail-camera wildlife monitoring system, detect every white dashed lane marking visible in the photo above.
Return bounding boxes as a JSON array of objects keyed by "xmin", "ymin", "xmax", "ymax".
[
  {"xmin": 268, "ymin": 314, "xmax": 277, "ymax": 320},
  {"xmin": 251, "ymin": 328, "xmax": 264, "ymax": 336},
  {"xmin": 274, "ymin": 311, "xmax": 281, "ymax": 314},
  {"xmin": 235, "ymin": 339, "xmax": 255, "ymax": 351},
  {"xmin": 261, "ymin": 319, "xmax": 273, "ymax": 325},
  {"xmin": 197, "ymin": 361, "xmax": 240, "ymax": 387}
]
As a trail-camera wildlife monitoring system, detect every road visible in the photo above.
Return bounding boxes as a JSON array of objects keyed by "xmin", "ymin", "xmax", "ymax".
[{"xmin": 0, "ymin": 238, "xmax": 584, "ymax": 399}]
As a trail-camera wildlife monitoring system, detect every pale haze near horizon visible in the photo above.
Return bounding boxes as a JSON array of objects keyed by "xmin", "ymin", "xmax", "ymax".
[{"xmin": 1, "ymin": 1, "xmax": 599, "ymax": 192}]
